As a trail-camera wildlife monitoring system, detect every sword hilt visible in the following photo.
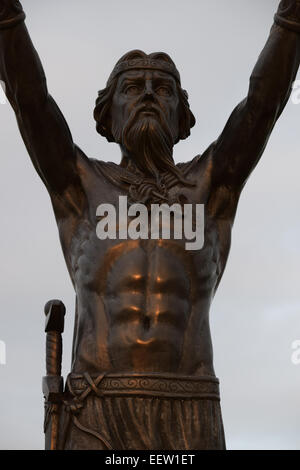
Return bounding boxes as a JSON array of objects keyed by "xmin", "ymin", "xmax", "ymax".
[
  {"xmin": 43, "ymin": 300, "xmax": 66, "ymax": 402},
  {"xmin": 44, "ymin": 300, "xmax": 65, "ymax": 376},
  {"xmin": 43, "ymin": 300, "xmax": 66, "ymax": 450}
]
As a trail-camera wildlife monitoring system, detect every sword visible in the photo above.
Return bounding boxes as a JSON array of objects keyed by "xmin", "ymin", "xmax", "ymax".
[{"xmin": 42, "ymin": 299, "xmax": 66, "ymax": 450}]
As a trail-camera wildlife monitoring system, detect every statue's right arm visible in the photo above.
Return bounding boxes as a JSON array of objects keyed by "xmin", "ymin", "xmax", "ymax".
[{"xmin": 0, "ymin": 1, "xmax": 81, "ymax": 199}]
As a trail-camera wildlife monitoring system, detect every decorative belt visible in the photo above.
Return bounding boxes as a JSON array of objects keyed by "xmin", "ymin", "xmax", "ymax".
[{"xmin": 66, "ymin": 372, "xmax": 220, "ymax": 400}]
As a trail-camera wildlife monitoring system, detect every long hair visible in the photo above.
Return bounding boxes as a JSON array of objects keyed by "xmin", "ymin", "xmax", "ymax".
[{"xmin": 93, "ymin": 50, "xmax": 196, "ymax": 144}]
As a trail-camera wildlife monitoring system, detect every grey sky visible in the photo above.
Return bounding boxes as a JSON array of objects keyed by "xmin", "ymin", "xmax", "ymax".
[{"xmin": 0, "ymin": 0, "xmax": 299, "ymax": 450}]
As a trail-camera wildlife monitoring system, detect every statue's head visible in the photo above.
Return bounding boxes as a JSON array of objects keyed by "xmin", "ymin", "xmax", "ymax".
[{"xmin": 94, "ymin": 50, "xmax": 195, "ymax": 179}]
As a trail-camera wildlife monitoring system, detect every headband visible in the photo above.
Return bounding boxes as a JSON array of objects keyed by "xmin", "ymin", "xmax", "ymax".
[{"xmin": 107, "ymin": 58, "xmax": 181, "ymax": 86}]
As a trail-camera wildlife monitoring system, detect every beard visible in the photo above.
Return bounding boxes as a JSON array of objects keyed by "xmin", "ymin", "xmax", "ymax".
[{"xmin": 112, "ymin": 103, "xmax": 186, "ymax": 183}]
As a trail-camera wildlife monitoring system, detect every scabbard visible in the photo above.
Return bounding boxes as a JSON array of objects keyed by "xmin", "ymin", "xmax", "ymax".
[{"xmin": 43, "ymin": 375, "xmax": 64, "ymax": 450}]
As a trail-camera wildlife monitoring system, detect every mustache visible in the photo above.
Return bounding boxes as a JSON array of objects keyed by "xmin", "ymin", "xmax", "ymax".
[
  {"xmin": 122, "ymin": 102, "xmax": 174, "ymax": 147},
  {"xmin": 121, "ymin": 104, "xmax": 174, "ymax": 180}
]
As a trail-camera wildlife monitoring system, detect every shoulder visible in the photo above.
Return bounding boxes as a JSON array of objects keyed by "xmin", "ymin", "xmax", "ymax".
[
  {"xmin": 74, "ymin": 148, "xmax": 133, "ymax": 196},
  {"xmin": 176, "ymin": 143, "xmax": 215, "ymax": 180},
  {"xmin": 74, "ymin": 146, "xmax": 111, "ymax": 184},
  {"xmin": 176, "ymin": 154, "xmax": 202, "ymax": 175}
]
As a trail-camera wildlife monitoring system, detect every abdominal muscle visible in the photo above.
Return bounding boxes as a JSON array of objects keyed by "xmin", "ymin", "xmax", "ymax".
[{"xmin": 72, "ymin": 239, "xmax": 215, "ymax": 376}]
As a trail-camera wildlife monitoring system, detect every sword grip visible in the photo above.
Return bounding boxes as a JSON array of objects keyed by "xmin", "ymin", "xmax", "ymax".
[
  {"xmin": 46, "ymin": 331, "xmax": 62, "ymax": 376},
  {"xmin": 44, "ymin": 299, "xmax": 65, "ymax": 377}
]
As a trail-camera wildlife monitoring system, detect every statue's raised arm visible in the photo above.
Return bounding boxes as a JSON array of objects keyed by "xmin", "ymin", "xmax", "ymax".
[
  {"xmin": 0, "ymin": 0, "xmax": 81, "ymax": 202},
  {"xmin": 209, "ymin": 0, "xmax": 300, "ymax": 194}
]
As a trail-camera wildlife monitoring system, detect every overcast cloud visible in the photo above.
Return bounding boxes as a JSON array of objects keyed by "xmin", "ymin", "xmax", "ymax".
[{"xmin": 0, "ymin": 0, "xmax": 299, "ymax": 450}]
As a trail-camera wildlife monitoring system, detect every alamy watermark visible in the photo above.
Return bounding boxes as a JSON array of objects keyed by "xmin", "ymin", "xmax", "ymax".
[
  {"xmin": 0, "ymin": 80, "xmax": 6, "ymax": 104},
  {"xmin": 0, "ymin": 340, "xmax": 6, "ymax": 365},
  {"xmin": 96, "ymin": 196, "xmax": 205, "ymax": 251},
  {"xmin": 291, "ymin": 340, "xmax": 300, "ymax": 365},
  {"xmin": 291, "ymin": 80, "xmax": 300, "ymax": 105}
]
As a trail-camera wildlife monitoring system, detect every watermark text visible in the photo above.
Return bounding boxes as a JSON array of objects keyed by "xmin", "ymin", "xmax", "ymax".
[
  {"xmin": 0, "ymin": 340, "xmax": 6, "ymax": 365},
  {"xmin": 96, "ymin": 196, "xmax": 205, "ymax": 251},
  {"xmin": 291, "ymin": 340, "xmax": 300, "ymax": 365},
  {"xmin": 0, "ymin": 80, "xmax": 6, "ymax": 104}
]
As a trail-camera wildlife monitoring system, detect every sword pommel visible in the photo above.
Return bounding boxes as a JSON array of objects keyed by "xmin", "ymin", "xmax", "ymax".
[{"xmin": 44, "ymin": 299, "xmax": 66, "ymax": 334}]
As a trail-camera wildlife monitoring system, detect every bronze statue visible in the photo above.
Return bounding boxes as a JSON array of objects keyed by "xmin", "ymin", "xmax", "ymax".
[{"xmin": 0, "ymin": 0, "xmax": 299, "ymax": 450}]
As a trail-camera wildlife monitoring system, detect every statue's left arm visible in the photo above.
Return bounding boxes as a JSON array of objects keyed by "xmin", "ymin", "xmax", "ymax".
[{"xmin": 210, "ymin": 0, "xmax": 300, "ymax": 193}]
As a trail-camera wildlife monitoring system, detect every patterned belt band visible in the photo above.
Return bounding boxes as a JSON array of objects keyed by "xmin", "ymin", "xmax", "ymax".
[{"xmin": 66, "ymin": 372, "xmax": 220, "ymax": 400}]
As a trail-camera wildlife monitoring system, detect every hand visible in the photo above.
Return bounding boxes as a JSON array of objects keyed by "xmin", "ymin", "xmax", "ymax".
[
  {"xmin": 0, "ymin": 1, "xmax": 24, "ymax": 20},
  {"xmin": 0, "ymin": 0, "xmax": 24, "ymax": 28},
  {"xmin": 277, "ymin": 0, "xmax": 300, "ymax": 16},
  {"xmin": 275, "ymin": 0, "xmax": 300, "ymax": 32}
]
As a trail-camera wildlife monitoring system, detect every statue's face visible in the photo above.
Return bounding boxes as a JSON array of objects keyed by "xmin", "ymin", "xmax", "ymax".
[{"xmin": 110, "ymin": 69, "xmax": 180, "ymax": 144}]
